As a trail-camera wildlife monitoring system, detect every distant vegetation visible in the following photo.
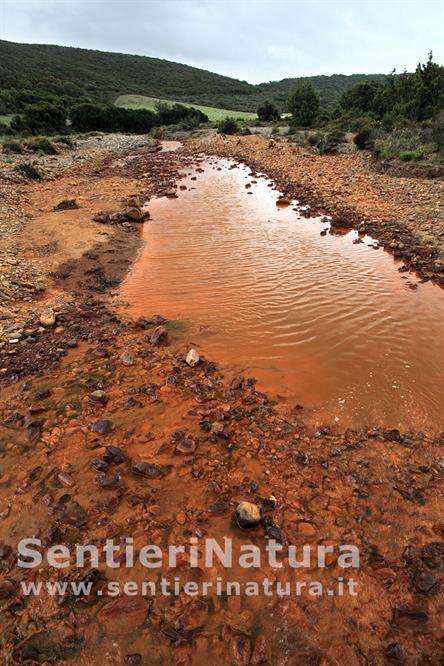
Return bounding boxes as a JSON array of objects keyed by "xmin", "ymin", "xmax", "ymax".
[
  {"xmin": 1, "ymin": 39, "xmax": 443, "ymax": 165},
  {"xmin": 0, "ymin": 39, "xmax": 386, "ymax": 116},
  {"xmin": 116, "ymin": 95, "xmax": 256, "ymax": 122},
  {"xmin": 286, "ymin": 54, "xmax": 444, "ymax": 163}
]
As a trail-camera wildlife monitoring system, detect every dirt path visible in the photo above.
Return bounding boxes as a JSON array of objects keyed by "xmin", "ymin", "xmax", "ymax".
[
  {"xmin": 0, "ymin": 136, "xmax": 443, "ymax": 665},
  {"xmin": 189, "ymin": 135, "xmax": 444, "ymax": 286}
]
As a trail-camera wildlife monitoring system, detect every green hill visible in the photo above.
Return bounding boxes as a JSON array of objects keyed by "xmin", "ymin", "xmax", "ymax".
[{"xmin": 0, "ymin": 39, "xmax": 386, "ymax": 115}]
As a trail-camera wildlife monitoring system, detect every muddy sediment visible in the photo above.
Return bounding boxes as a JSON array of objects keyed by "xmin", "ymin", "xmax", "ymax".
[{"xmin": 0, "ymin": 136, "xmax": 443, "ymax": 664}]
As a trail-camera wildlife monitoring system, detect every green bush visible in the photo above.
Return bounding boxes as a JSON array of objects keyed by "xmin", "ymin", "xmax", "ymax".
[
  {"xmin": 24, "ymin": 136, "xmax": 58, "ymax": 154},
  {"xmin": 217, "ymin": 117, "xmax": 239, "ymax": 135},
  {"xmin": 399, "ymin": 150, "xmax": 425, "ymax": 161},
  {"xmin": 2, "ymin": 139, "xmax": 24, "ymax": 154},
  {"xmin": 288, "ymin": 83, "xmax": 320, "ymax": 127},
  {"xmin": 18, "ymin": 102, "xmax": 67, "ymax": 134},
  {"xmin": 374, "ymin": 126, "xmax": 436, "ymax": 160},
  {"xmin": 14, "ymin": 162, "xmax": 42, "ymax": 179},
  {"xmin": 257, "ymin": 100, "xmax": 280, "ymax": 121}
]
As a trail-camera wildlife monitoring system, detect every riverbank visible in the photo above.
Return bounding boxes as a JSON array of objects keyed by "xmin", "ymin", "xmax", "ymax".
[
  {"xmin": 0, "ymin": 136, "xmax": 443, "ymax": 664},
  {"xmin": 188, "ymin": 134, "xmax": 444, "ymax": 287}
]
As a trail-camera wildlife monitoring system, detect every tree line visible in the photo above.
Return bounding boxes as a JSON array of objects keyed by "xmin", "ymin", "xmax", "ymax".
[{"xmin": 5, "ymin": 100, "xmax": 209, "ymax": 135}]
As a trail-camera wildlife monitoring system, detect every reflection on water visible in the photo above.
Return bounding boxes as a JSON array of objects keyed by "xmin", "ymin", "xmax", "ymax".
[{"xmin": 121, "ymin": 157, "xmax": 444, "ymax": 430}]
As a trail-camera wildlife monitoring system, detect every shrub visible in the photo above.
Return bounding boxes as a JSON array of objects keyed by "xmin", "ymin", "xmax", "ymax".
[
  {"xmin": 2, "ymin": 139, "xmax": 24, "ymax": 154},
  {"xmin": 54, "ymin": 135, "xmax": 75, "ymax": 149},
  {"xmin": 21, "ymin": 102, "xmax": 67, "ymax": 134},
  {"xmin": 257, "ymin": 101, "xmax": 280, "ymax": 122},
  {"xmin": 399, "ymin": 150, "xmax": 425, "ymax": 161},
  {"xmin": 14, "ymin": 162, "xmax": 42, "ymax": 179},
  {"xmin": 217, "ymin": 117, "xmax": 239, "ymax": 135},
  {"xmin": 310, "ymin": 130, "xmax": 345, "ymax": 155},
  {"xmin": 24, "ymin": 137, "xmax": 58, "ymax": 154},
  {"xmin": 288, "ymin": 83, "xmax": 320, "ymax": 127},
  {"xmin": 354, "ymin": 128, "xmax": 372, "ymax": 149}
]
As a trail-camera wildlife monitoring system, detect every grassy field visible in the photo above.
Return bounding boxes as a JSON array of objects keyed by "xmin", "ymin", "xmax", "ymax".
[{"xmin": 115, "ymin": 95, "xmax": 257, "ymax": 122}]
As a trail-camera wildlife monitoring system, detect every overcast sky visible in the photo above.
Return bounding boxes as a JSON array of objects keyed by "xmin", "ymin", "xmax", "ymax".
[{"xmin": 1, "ymin": 0, "xmax": 443, "ymax": 83}]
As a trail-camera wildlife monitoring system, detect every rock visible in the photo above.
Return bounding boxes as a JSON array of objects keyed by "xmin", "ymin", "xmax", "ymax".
[
  {"xmin": 176, "ymin": 436, "xmax": 196, "ymax": 454},
  {"xmin": 103, "ymin": 446, "xmax": 129, "ymax": 465},
  {"xmin": 150, "ymin": 326, "xmax": 168, "ymax": 346},
  {"xmin": 251, "ymin": 635, "xmax": 271, "ymax": 664},
  {"xmin": 235, "ymin": 501, "xmax": 261, "ymax": 529},
  {"xmin": 0, "ymin": 580, "xmax": 14, "ymax": 599},
  {"xmin": 125, "ymin": 206, "xmax": 144, "ymax": 221},
  {"xmin": 131, "ymin": 461, "xmax": 163, "ymax": 478},
  {"xmin": 229, "ymin": 636, "xmax": 251, "ymax": 666},
  {"xmin": 230, "ymin": 375, "xmax": 245, "ymax": 390},
  {"xmin": 124, "ymin": 656, "xmax": 142, "ymax": 666},
  {"xmin": 58, "ymin": 472, "xmax": 75, "ymax": 487},
  {"xmin": 53, "ymin": 198, "xmax": 78, "ymax": 211},
  {"xmin": 175, "ymin": 600, "xmax": 208, "ymax": 631},
  {"xmin": 90, "ymin": 389, "xmax": 108, "ymax": 404},
  {"xmin": 39, "ymin": 310, "xmax": 56, "ymax": 327},
  {"xmin": 176, "ymin": 512, "xmax": 186, "ymax": 525},
  {"xmin": 91, "ymin": 419, "xmax": 114, "ymax": 435},
  {"xmin": 98, "ymin": 596, "xmax": 149, "ymax": 631},
  {"xmin": 59, "ymin": 501, "xmax": 87, "ymax": 527},
  {"xmin": 297, "ymin": 522, "xmax": 316, "ymax": 536},
  {"xmin": 414, "ymin": 571, "xmax": 437, "ymax": 593},
  {"xmin": 95, "ymin": 472, "xmax": 123, "ymax": 489},
  {"xmin": 122, "ymin": 352, "xmax": 135, "ymax": 366},
  {"xmin": 186, "ymin": 348, "xmax": 200, "ymax": 367},
  {"xmin": 166, "ymin": 188, "xmax": 177, "ymax": 197},
  {"xmin": 0, "ymin": 543, "xmax": 12, "ymax": 560}
]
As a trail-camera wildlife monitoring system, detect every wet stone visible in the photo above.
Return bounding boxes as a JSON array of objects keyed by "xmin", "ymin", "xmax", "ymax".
[
  {"xmin": 150, "ymin": 325, "xmax": 168, "ymax": 346},
  {"xmin": 235, "ymin": 501, "xmax": 261, "ymax": 529}
]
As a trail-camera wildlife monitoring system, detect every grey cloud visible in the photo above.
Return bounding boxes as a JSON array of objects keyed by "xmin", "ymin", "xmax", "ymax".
[{"xmin": 1, "ymin": 0, "xmax": 443, "ymax": 82}]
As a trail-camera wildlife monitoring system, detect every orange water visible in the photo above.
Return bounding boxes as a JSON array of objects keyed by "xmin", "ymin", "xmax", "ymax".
[{"xmin": 121, "ymin": 157, "xmax": 444, "ymax": 430}]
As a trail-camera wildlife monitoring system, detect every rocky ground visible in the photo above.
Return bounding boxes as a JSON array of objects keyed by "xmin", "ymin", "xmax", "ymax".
[
  {"xmin": 0, "ymin": 134, "xmax": 443, "ymax": 665},
  {"xmin": 189, "ymin": 134, "xmax": 444, "ymax": 286}
]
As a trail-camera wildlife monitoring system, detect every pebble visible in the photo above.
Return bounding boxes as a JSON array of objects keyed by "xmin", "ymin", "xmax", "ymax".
[
  {"xmin": 414, "ymin": 571, "xmax": 437, "ymax": 593},
  {"xmin": 150, "ymin": 325, "xmax": 168, "ymax": 346},
  {"xmin": 90, "ymin": 389, "xmax": 108, "ymax": 404},
  {"xmin": 131, "ymin": 461, "xmax": 162, "ymax": 478},
  {"xmin": 58, "ymin": 472, "xmax": 75, "ymax": 487},
  {"xmin": 235, "ymin": 501, "xmax": 261, "ymax": 529},
  {"xmin": 39, "ymin": 310, "xmax": 56, "ymax": 327},
  {"xmin": 186, "ymin": 348, "xmax": 200, "ymax": 367},
  {"xmin": 91, "ymin": 419, "xmax": 114, "ymax": 435}
]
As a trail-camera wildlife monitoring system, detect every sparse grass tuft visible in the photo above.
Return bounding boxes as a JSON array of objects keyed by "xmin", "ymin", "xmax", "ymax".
[
  {"xmin": 14, "ymin": 162, "xmax": 42, "ymax": 179},
  {"xmin": 2, "ymin": 139, "xmax": 24, "ymax": 154},
  {"xmin": 24, "ymin": 136, "xmax": 58, "ymax": 154}
]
